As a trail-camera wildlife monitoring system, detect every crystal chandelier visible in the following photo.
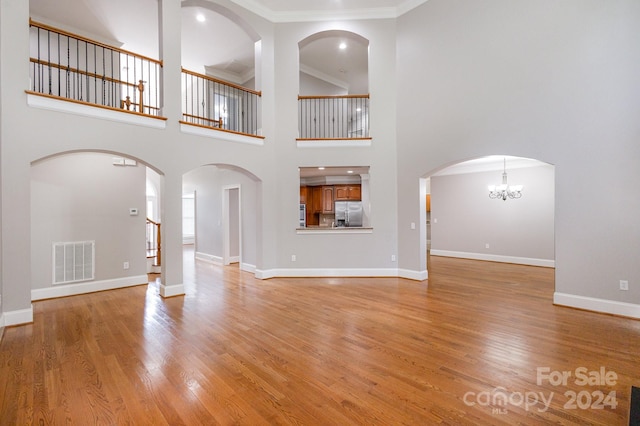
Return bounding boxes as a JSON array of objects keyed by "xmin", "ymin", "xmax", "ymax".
[{"xmin": 488, "ymin": 158, "xmax": 523, "ymax": 201}]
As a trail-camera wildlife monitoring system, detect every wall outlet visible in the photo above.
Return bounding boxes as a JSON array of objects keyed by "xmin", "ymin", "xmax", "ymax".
[
  {"xmin": 620, "ymin": 280, "xmax": 629, "ymax": 291},
  {"xmin": 291, "ymin": 255, "xmax": 296, "ymax": 262},
  {"xmin": 391, "ymin": 255, "xmax": 396, "ymax": 262},
  {"xmin": 410, "ymin": 222, "xmax": 416, "ymax": 230},
  {"xmin": 123, "ymin": 261, "xmax": 130, "ymax": 270},
  {"xmin": 485, "ymin": 243, "xmax": 490, "ymax": 249}
]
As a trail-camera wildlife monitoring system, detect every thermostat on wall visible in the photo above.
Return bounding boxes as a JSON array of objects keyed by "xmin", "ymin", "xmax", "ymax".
[{"xmin": 129, "ymin": 208, "xmax": 139, "ymax": 216}]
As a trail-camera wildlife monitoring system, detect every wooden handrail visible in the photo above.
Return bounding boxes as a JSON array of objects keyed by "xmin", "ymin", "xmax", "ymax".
[
  {"xmin": 146, "ymin": 218, "xmax": 161, "ymax": 267},
  {"xmin": 26, "ymin": 91, "xmax": 167, "ymax": 119},
  {"xmin": 179, "ymin": 120, "xmax": 266, "ymax": 140},
  {"xmin": 181, "ymin": 68, "xmax": 262, "ymax": 97},
  {"xmin": 30, "ymin": 58, "xmax": 137, "ymax": 87},
  {"xmin": 147, "ymin": 217, "xmax": 160, "ymax": 226},
  {"xmin": 298, "ymin": 94, "xmax": 370, "ymax": 100},
  {"xmin": 30, "ymin": 19, "xmax": 163, "ymax": 66},
  {"xmin": 182, "ymin": 113, "xmax": 223, "ymax": 127}
]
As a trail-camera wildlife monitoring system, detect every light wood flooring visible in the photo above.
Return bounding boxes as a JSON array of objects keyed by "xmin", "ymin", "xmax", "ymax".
[{"xmin": 1, "ymin": 250, "xmax": 639, "ymax": 425}]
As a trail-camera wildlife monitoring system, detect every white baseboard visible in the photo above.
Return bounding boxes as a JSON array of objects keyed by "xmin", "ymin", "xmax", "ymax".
[
  {"xmin": 554, "ymin": 292, "xmax": 640, "ymax": 319},
  {"xmin": 399, "ymin": 269, "xmax": 428, "ymax": 281},
  {"xmin": 241, "ymin": 263, "xmax": 256, "ymax": 273},
  {"xmin": 159, "ymin": 283, "xmax": 185, "ymax": 298},
  {"xmin": 229, "ymin": 256, "xmax": 240, "ymax": 264},
  {"xmin": 430, "ymin": 250, "xmax": 555, "ymax": 268},
  {"xmin": 31, "ymin": 275, "xmax": 148, "ymax": 301},
  {"xmin": 2, "ymin": 306, "xmax": 34, "ymax": 327},
  {"xmin": 195, "ymin": 251, "xmax": 223, "ymax": 265},
  {"xmin": 254, "ymin": 268, "xmax": 425, "ymax": 280}
]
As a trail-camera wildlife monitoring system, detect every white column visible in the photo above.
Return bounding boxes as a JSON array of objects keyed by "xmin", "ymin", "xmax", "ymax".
[{"xmin": 159, "ymin": 171, "xmax": 185, "ymax": 297}]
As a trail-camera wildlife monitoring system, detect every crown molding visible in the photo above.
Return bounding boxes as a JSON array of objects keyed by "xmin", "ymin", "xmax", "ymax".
[{"xmin": 228, "ymin": 0, "xmax": 429, "ymax": 23}]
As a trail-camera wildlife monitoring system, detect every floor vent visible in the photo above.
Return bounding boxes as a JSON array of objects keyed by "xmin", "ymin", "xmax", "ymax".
[{"xmin": 53, "ymin": 241, "xmax": 95, "ymax": 285}]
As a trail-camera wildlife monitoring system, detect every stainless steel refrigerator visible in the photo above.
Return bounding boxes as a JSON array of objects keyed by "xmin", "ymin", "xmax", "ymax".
[{"xmin": 334, "ymin": 201, "xmax": 363, "ymax": 227}]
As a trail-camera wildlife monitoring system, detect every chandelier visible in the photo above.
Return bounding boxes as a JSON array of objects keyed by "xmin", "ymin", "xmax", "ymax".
[{"xmin": 488, "ymin": 158, "xmax": 523, "ymax": 201}]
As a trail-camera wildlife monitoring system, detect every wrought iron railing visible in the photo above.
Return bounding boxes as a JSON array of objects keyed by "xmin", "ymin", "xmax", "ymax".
[
  {"xmin": 180, "ymin": 68, "xmax": 262, "ymax": 137},
  {"xmin": 298, "ymin": 94, "xmax": 370, "ymax": 140},
  {"xmin": 28, "ymin": 19, "xmax": 162, "ymax": 116}
]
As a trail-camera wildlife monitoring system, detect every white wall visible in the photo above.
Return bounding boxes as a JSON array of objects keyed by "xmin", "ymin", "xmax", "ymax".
[
  {"xmin": 31, "ymin": 152, "xmax": 147, "ymax": 289},
  {"xmin": 183, "ymin": 165, "xmax": 258, "ymax": 270},
  {"xmin": 396, "ymin": 0, "xmax": 640, "ymax": 311},
  {"xmin": 430, "ymin": 164, "xmax": 554, "ymax": 265},
  {"xmin": 299, "ymin": 72, "xmax": 346, "ymax": 96}
]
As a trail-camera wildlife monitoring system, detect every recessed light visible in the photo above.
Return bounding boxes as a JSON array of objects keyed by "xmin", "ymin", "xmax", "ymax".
[
  {"xmin": 339, "ymin": 42, "xmax": 347, "ymax": 50},
  {"xmin": 318, "ymin": 167, "xmax": 325, "ymax": 170},
  {"xmin": 347, "ymin": 170, "xmax": 354, "ymax": 174},
  {"xmin": 196, "ymin": 13, "xmax": 206, "ymax": 22}
]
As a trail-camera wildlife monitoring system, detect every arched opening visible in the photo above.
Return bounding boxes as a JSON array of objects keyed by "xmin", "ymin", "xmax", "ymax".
[
  {"xmin": 421, "ymin": 155, "xmax": 555, "ymax": 278},
  {"xmin": 181, "ymin": 1, "xmax": 259, "ymax": 88},
  {"xmin": 299, "ymin": 30, "xmax": 369, "ymax": 95},
  {"xmin": 30, "ymin": 151, "xmax": 164, "ymax": 299},
  {"xmin": 181, "ymin": 2, "xmax": 263, "ymax": 135},
  {"xmin": 298, "ymin": 30, "xmax": 369, "ymax": 140},
  {"xmin": 182, "ymin": 164, "xmax": 260, "ymax": 273}
]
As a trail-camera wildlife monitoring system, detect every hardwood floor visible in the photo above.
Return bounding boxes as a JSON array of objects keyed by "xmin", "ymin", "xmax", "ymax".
[{"xmin": 1, "ymin": 250, "xmax": 639, "ymax": 425}]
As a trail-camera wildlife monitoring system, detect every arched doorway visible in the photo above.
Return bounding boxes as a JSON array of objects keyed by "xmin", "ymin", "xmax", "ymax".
[
  {"xmin": 421, "ymin": 155, "xmax": 555, "ymax": 276},
  {"xmin": 30, "ymin": 151, "xmax": 164, "ymax": 300}
]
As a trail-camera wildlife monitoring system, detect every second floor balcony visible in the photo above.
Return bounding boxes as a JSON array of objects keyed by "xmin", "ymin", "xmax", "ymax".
[{"xmin": 27, "ymin": 20, "xmax": 371, "ymax": 143}]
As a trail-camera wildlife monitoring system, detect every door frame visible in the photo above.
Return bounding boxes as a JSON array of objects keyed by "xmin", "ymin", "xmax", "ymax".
[{"xmin": 222, "ymin": 184, "xmax": 242, "ymax": 266}]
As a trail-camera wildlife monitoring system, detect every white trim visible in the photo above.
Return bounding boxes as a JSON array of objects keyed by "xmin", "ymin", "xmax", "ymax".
[
  {"xmin": 429, "ymin": 249, "xmax": 555, "ymax": 268},
  {"xmin": 228, "ymin": 0, "xmax": 429, "ymax": 22},
  {"xmin": 32, "ymin": 275, "xmax": 148, "ymax": 301},
  {"xmin": 398, "ymin": 268, "xmax": 428, "ymax": 281},
  {"xmin": 297, "ymin": 139, "xmax": 371, "ymax": 148},
  {"xmin": 554, "ymin": 293, "xmax": 640, "ymax": 319},
  {"xmin": 300, "ymin": 64, "xmax": 349, "ymax": 91},
  {"xmin": 223, "ymin": 185, "xmax": 242, "ymax": 267},
  {"xmin": 296, "ymin": 227, "xmax": 373, "ymax": 235},
  {"xmin": 241, "ymin": 262, "xmax": 256, "ymax": 273},
  {"xmin": 27, "ymin": 94, "xmax": 166, "ymax": 129},
  {"xmin": 180, "ymin": 123, "xmax": 264, "ymax": 146},
  {"xmin": 159, "ymin": 283, "xmax": 185, "ymax": 298},
  {"xmin": 3, "ymin": 306, "xmax": 34, "ymax": 327},
  {"xmin": 195, "ymin": 251, "xmax": 223, "ymax": 265},
  {"xmin": 254, "ymin": 267, "xmax": 427, "ymax": 280}
]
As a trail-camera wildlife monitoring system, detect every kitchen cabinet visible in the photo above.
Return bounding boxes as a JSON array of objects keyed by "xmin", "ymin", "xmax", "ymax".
[
  {"xmin": 312, "ymin": 186, "xmax": 333, "ymax": 213},
  {"xmin": 334, "ymin": 185, "xmax": 361, "ymax": 201},
  {"xmin": 321, "ymin": 186, "xmax": 334, "ymax": 213},
  {"xmin": 300, "ymin": 185, "xmax": 335, "ymax": 226}
]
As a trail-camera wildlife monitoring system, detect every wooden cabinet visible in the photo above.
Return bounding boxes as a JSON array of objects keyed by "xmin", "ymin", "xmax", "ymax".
[
  {"xmin": 334, "ymin": 185, "xmax": 361, "ymax": 201},
  {"xmin": 312, "ymin": 187, "xmax": 322, "ymax": 213},
  {"xmin": 300, "ymin": 185, "xmax": 335, "ymax": 226},
  {"xmin": 321, "ymin": 186, "xmax": 334, "ymax": 213}
]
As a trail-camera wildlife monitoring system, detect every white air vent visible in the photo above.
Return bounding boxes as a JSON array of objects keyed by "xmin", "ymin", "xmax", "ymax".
[{"xmin": 53, "ymin": 241, "xmax": 95, "ymax": 285}]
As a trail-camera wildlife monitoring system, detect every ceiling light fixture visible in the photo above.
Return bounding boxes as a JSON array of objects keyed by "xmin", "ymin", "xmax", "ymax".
[
  {"xmin": 339, "ymin": 42, "xmax": 347, "ymax": 50},
  {"xmin": 488, "ymin": 158, "xmax": 523, "ymax": 201},
  {"xmin": 196, "ymin": 13, "xmax": 206, "ymax": 22}
]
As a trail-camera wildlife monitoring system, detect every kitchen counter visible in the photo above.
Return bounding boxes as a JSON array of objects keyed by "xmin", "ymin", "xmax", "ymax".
[{"xmin": 296, "ymin": 226, "xmax": 373, "ymax": 234}]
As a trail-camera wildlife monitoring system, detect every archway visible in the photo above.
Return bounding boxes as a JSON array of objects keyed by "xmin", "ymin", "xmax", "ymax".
[
  {"xmin": 182, "ymin": 163, "xmax": 260, "ymax": 274},
  {"xmin": 420, "ymin": 155, "xmax": 555, "ymax": 279},
  {"xmin": 30, "ymin": 150, "xmax": 165, "ymax": 300}
]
